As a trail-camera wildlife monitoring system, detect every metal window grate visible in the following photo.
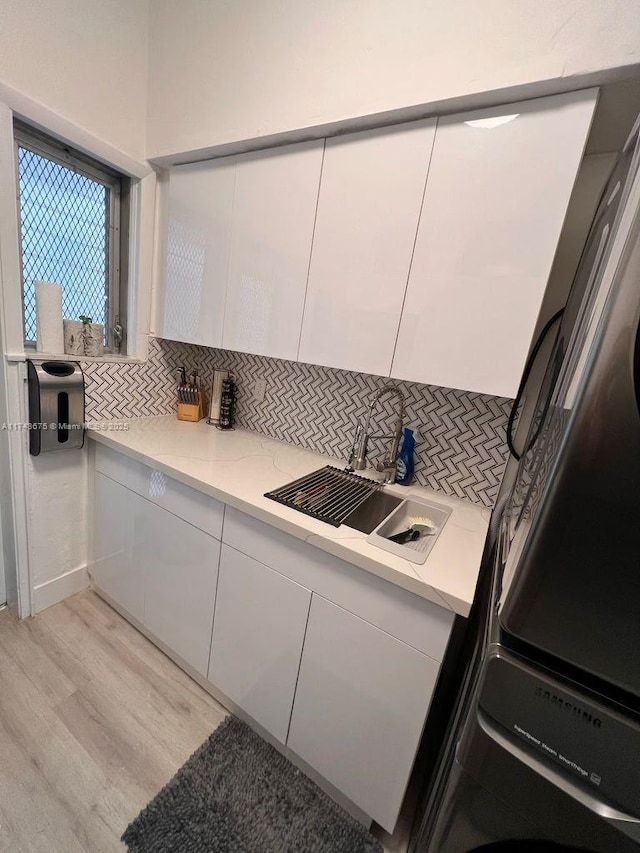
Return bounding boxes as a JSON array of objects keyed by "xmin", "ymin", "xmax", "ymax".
[{"xmin": 17, "ymin": 145, "xmax": 111, "ymax": 343}]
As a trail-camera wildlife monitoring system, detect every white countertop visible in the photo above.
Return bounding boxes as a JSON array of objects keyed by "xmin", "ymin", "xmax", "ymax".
[{"xmin": 87, "ymin": 416, "xmax": 490, "ymax": 616}]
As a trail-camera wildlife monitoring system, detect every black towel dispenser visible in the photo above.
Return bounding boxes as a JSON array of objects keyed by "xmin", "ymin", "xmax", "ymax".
[{"xmin": 27, "ymin": 360, "xmax": 85, "ymax": 456}]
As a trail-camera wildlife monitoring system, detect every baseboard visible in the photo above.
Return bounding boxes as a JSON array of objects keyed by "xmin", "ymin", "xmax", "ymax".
[{"xmin": 32, "ymin": 564, "xmax": 90, "ymax": 613}]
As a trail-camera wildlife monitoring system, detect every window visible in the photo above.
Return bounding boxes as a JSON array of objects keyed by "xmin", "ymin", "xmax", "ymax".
[{"xmin": 14, "ymin": 124, "xmax": 127, "ymax": 352}]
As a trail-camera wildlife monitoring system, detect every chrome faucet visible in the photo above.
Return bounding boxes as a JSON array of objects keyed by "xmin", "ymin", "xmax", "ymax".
[{"xmin": 347, "ymin": 385, "xmax": 406, "ymax": 484}]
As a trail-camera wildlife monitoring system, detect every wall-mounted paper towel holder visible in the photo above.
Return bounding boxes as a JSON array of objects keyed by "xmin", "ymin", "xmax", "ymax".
[{"xmin": 27, "ymin": 360, "xmax": 85, "ymax": 456}]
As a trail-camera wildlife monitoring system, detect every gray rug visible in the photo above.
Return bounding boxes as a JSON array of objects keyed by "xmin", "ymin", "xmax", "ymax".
[{"xmin": 122, "ymin": 715, "xmax": 383, "ymax": 853}]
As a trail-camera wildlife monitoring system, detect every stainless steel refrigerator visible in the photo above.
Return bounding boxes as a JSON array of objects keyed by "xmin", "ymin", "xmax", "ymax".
[{"xmin": 410, "ymin": 113, "xmax": 640, "ymax": 852}]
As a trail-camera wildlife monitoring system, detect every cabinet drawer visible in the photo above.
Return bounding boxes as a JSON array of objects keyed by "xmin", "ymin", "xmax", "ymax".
[
  {"xmin": 138, "ymin": 466, "xmax": 224, "ymax": 540},
  {"xmin": 223, "ymin": 507, "xmax": 454, "ymax": 660},
  {"xmin": 95, "ymin": 444, "xmax": 144, "ymax": 494},
  {"xmin": 94, "ymin": 444, "xmax": 224, "ymax": 539}
]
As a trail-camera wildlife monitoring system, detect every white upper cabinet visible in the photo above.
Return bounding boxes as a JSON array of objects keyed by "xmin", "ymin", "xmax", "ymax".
[
  {"xmin": 222, "ymin": 141, "xmax": 324, "ymax": 360},
  {"xmin": 298, "ymin": 120, "xmax": 437, "ymax": 377},
  {"xmin": 162, "ymin": 156, "xmax": 236, "ymax": 347},
  {"xmin": 159, "ymin": 91, "xmax": 596, "ymax": 388},
  {"xmin": 391, "ymin": 90, "xmax": 598, "ymax": 398}
]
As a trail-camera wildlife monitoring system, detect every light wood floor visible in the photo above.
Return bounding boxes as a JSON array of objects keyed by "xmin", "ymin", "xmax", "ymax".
[
  {"xmin": 0, "ymin": 591, "xmax": 228, "ymax": 852},
  {"xmin": 0, "ymin": 590, "xmax": 410, "ymax": 853}
]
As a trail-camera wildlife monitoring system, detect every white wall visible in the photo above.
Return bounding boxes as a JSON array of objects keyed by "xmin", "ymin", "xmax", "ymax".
[
  {"xmin": 0, "ymin": 3, "xmax": 151, "ymax": 614},
  {"xmin": 0, "ymin": 0, "xmax": 150, "ymax": 162},
  {"xmin": 0, "ymin": 490, "xmax": 5, "ymax": 605},
  {"xmin": 147, "ymin": 0, "xmax": 640, "ymax": 160}
]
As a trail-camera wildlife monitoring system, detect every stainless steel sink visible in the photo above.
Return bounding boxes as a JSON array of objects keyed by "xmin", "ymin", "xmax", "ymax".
[{"xmin": 342, "ymin": 489, "xmax": 403, "ymax": 534}]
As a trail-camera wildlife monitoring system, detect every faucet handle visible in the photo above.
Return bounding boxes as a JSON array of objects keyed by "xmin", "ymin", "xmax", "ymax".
[{"xmin": 376, "ymin": 459, "xmax": 397, "ymax": 484}]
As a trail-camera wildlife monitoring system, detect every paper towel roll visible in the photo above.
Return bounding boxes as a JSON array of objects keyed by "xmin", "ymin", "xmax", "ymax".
[{"xmin": 35, "ymin": 281, "xmax": 64, "ymax": 353}]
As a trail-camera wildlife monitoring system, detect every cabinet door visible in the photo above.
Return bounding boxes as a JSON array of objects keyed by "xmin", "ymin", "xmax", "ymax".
[
  {"xmin": 287, "ymin": 595, "xmax": 440, "ymax": 833},
  {"xmin": 222, "ymin": 141, "xmax": 324, "ymax": 360},
  {"xmin": 162, "ymin": 156, "xmax": 236, "ymax": 346},
  {"xmin": 133, "ymin": 499, "xmax": 220, "ymax": 677},
  {"xmin": 92, "ymin": 474, "xmax": 143, "ymax": 622},
  {"xmin": 391, "ymin": 90, "xmax": 597, "ymax": 398},
  {"xmin": 298, "ymin": 120, "xmax": 436, "ymax": 376},
  {"xmin": 208, "ymin": 545, "xmax": 311, "ymax": 743}
]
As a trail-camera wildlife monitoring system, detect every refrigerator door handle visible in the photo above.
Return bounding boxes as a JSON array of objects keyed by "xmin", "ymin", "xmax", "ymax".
[
  {"xmin": 506, "ymin": 307, "xmax": 565, "ymax": 461},
  {"xmin": 477, "ymin": 709, "xmax": 640, "ymax": 842}
]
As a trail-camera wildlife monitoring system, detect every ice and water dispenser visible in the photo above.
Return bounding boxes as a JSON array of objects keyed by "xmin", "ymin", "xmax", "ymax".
[{"xmin": 27, "ymin": 360, "xmax": 85, "ymax": 456}]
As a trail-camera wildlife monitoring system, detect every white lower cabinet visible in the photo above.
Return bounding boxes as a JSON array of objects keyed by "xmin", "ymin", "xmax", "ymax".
[
  {"xmin": 92, "ymin": 469, "xmax": 221, "ymax": 678},
  {"xmin": 133, "ymin": 499, "xmax": 220, "ymax": 677},
  {"xmin": 93, "ymin": 473, "xmax": 143, "ymax": 622},
  {"xmin": 287, "ymin": 595, "xmax": 441, "ymax": 833},
  {"xmin": 208, "ymin": 545, "xmax": 312, "ymax": 743},
  {"xmin": 92, "ymin": 450, "xmax": 452, "ymax": 833}
]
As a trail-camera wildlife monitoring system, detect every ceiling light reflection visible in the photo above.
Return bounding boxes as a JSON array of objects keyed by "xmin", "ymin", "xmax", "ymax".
[{"xmin": 464, "ymin": 114, "xmax": 520, "ymax": 129}]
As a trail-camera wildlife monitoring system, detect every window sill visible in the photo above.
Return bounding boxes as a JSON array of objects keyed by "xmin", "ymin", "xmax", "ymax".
[{"xmin": 6, "ymin": 351, "xmax": 145, "ymax": 365}]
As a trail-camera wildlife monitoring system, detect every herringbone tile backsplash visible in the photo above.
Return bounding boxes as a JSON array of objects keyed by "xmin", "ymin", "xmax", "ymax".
[{"xmin": 83, "ymin": 337, "xmax": 512, "ymax": 507}]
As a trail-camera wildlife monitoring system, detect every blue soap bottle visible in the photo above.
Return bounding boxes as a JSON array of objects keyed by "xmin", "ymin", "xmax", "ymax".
[{"xmin": 395, "ymin": 427, "xmax": 416, "ymax": 486}]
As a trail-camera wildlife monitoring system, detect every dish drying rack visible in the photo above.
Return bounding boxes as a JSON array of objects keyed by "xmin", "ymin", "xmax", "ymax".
[{"xmin": 264, "ymin": 466, "xmax": 380, "ymax": 527}]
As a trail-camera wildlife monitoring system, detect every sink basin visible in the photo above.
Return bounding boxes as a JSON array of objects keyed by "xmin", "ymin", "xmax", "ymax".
[
  {"xmin": 366, "ymin": 495, "xmax": 451, "ymax": 564},
  {"xmin": 342, "ymin": 490, "xmax": 403, "ymax": 534}
]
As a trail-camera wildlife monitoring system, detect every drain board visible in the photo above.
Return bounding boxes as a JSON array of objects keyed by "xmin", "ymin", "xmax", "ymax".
[{"xmin": 265, "ymin": 466, "xmax": 381, "ymax": 527}]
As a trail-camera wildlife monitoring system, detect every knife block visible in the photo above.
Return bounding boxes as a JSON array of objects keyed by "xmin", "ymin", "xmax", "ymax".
[{"xmin": 177, "ymin": 390, "xmax": 206, "ymax": 422}]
